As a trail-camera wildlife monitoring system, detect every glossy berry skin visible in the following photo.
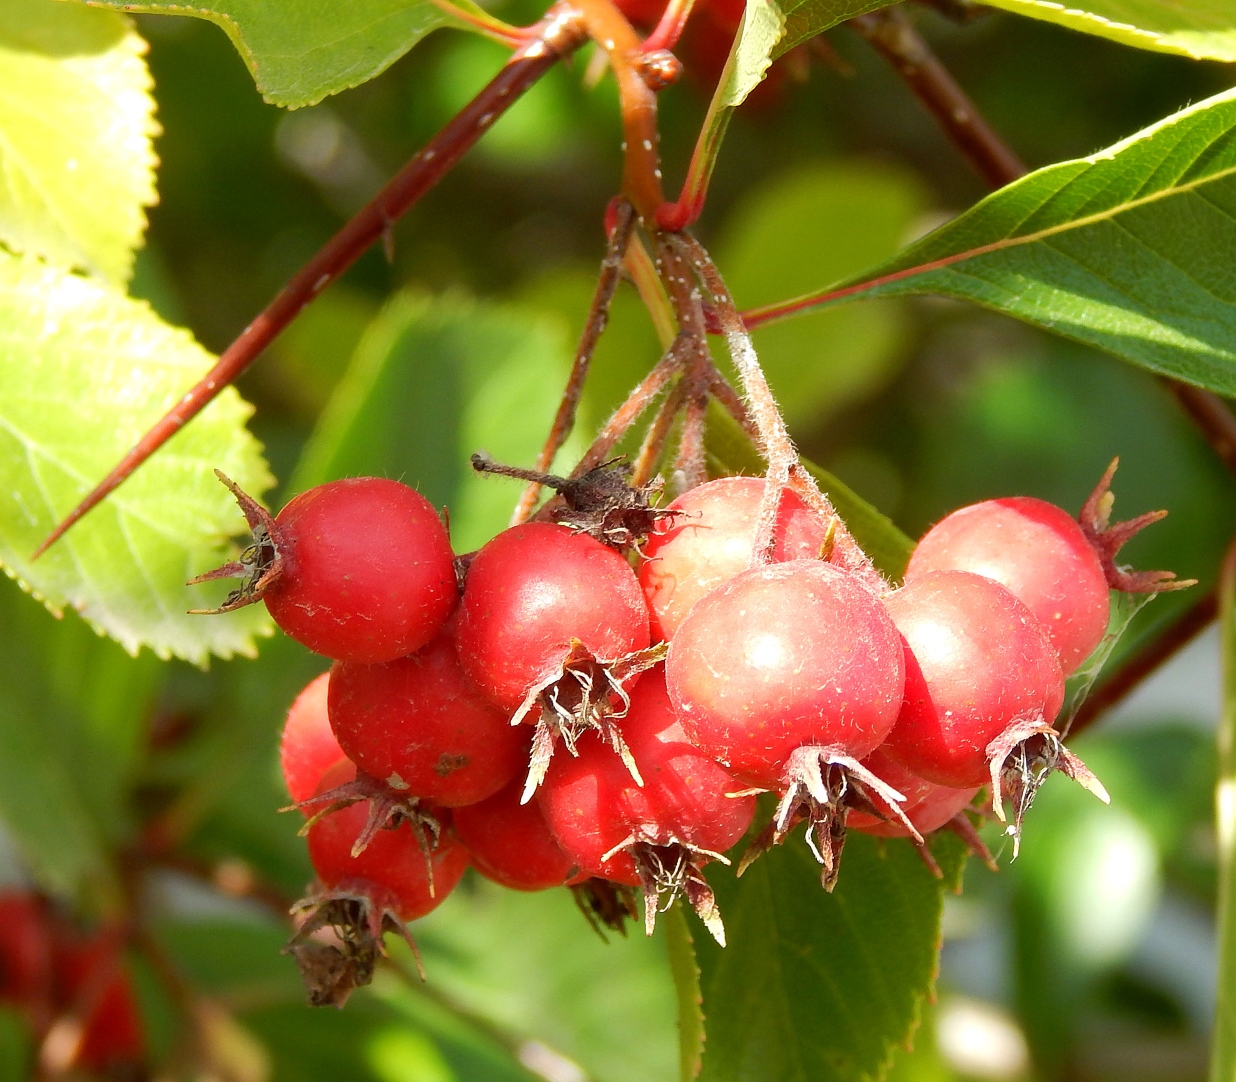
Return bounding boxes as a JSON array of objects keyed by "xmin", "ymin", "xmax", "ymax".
[
  {"xmin": 882, "ymin": 570, "xmax": 1065, "ymax": 789},
  {"xmin": 280, "ymin": 671, "xmax": 345, "ymax": 807},
  {"xmin": 667, "ymin": 561, "xmax": 905, "ymax": 789},
  {"xmin": 306, "ymin": 761, "xmax": 469, "ymax": 922},
  {"xmin": 907, "ymin": 496, "xmax": 1109, "ymax": 674},
  {"xmin": 265, "ymin": 478, "xmax": 457, "ymax": 664},
  {"xmin": 639, "ymin": 477, "xmax": 827, "ymax": 640},
  {"xmin": 454, "ymin": 778, "xmax": 583, "ymax": 891},
  {"xmin": 847, "ymin": 750, "xmax": 978, "ymax": 837},
  {"xmin": 329, "ymin": 634, "xmax": 527, "ymax": 806},
  {"xmin": 455, "ymin": 522, "xmax": 651, "ymax": 713},
  {"xmin": 539, "ymin": 670, "xmax": 755, "ymax": 884}
]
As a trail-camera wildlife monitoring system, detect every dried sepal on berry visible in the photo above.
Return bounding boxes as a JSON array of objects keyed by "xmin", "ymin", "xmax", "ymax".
[
  {"xmin": 1079, "ymin": 459, "xmax": 1197, "ymax": 594},
  {"xmin": 516, "ymin": 640, "xmax": 668, "ymax": 803},
  {"xmin": 291, "ymin": 773, "xmax": 444, "ymax": 891},
  {"xmin": 471, "ymin": 452, "xmax": 674, "ymax": 550},
  {"xmin": 738, "ymin": 746, "xmax": 921, "ymax": 891},
  {"xmin": 598, "ymin": 836, "xmax": 732, "ymax": 944},
  {"xmin": 187, "ymin": 470, "xmax": 281, "ymax": 613},
  {"xmin": 986, "ymin": 716, "xmax": 1110, "ymax": 857},
  {"xmin": 284, "ymin": 892, "xmax": 422, "ymax": 1008}
]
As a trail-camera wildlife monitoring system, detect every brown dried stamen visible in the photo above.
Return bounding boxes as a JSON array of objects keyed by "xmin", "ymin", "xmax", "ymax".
[
  {"xmin": 738, "ymin": 745, "xmax": 921, "ymax": 891},
  {"xmin": 515, "ymin": 640, "xmax": 668, "ymax": 802},
  {"xmin": 986, "ymin": 716, "xmax": 1109, "ymax": 857},
  {"xmin": 187, "ymin": 470, "xmax": 283, "ymax": 613}
]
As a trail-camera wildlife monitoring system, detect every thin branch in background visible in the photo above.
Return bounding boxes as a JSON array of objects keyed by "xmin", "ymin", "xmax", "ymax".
[
  {"xmin": 849, "ymin": 5, "xmax": 1027, "ymax": 188},
  {"xmin": 1168, "ymin": 381, "xmax": 1236, "ymax": 480},
  {"xmin": 1068, "ymin": 589, "xmax": 1218, "ymax": 737},
  {"xmin": 34, "ymin": 1, "xmax": 590, "ymax": 559},
  {"xmin": 513, "ymin": 199, "xmax": 637, "ymax": 525}
]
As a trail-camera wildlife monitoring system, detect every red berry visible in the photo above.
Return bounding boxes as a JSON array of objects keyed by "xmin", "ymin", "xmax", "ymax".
[
  {"xmin": 666, "ymin": 561, "xmax": 905, "ymax": 788},
  {"xmin": 882, "ymin": 570, "xmax": 1065, "ymax": 789},
  {"xmin": 539, "ymin": 669, "xmax": 755, "ymax": 887},
  {"xmin": 53, "ymin": 929, "xmax": 145, "ymax": 1072},
  {"xmin": 454, "ymin": 778, "xmax": 583, "ymax": 891},
  {"xmin": 306, "ymin": 761, "xmax": 469, "ymax": 923},
  {"xmin": 264, "ymin": 478, "xmax": 457, "ymax": 663},
  {"xmin": 280, "ymin": 671, "xmax": 345, "ymax": 807},
  {"xmin": 328, "ymin": 634, "xmax": 527, "ymax": 807},
  {"xmin": 0, "ymin": 893, "xmax": 52, "ymax": 1024},
  {"xmin": 455, "ymin": 522, "xmax": 651, "ymax": 714},
  {"xmin": 906, "ymin": 496, "xmax": 1109, "ymax": 673},
  {"xmin": 638, "ymin": 477, "xmax": 826, "ymax": 640}
]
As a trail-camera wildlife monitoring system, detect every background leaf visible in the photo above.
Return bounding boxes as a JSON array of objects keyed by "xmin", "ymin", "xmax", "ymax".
[
  {"xmin": 0, "ymin": 0, "xmax": 157, "ymax": 283},
  {"xmin": 758, "ymin": 87, "xmax": 1236, "ymax": 397},
  {"xmin": 0, "ymin": 251, "xmax": 273, "ymax": 663},
  {"xmin": 693, "ymin": 831, "xmax": 967, "ymax": 1082},
  {"xmin": 77, "ymin": 0, "xmax": 487, "ymax": 108},
  {"xmin": 981, "ymin": 0, "xmax": 1236, "ymax": 63}
]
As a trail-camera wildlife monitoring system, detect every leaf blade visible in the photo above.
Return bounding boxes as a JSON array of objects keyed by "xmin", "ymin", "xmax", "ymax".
[
  {"xmin": 0, "ymin": 0, "xmax": 157, "ymax": 282},
  {"xmin": 0, "ymin": 251, "xmax": 274, "ymax": 663},
  {"xmin": 79, "ymin": 0, "xmax": 487, "ymax": 108},
  {"xmin": 753, "ymin": 88, "xmax": 1236, "ymax": 397}
]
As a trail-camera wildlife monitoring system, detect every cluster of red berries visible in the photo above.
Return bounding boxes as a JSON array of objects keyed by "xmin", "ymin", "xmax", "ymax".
[
  {"xmin": 196, "ymin": 457, "xmax": 1183, "ymax": 1004},
  {"xmin": 0, "ymin": 892, "xmax": 144, "ymax": 1076}
]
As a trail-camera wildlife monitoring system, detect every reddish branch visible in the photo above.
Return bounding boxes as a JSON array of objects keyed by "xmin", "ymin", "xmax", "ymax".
[
  {"xmin": 35, "ymin": 3, "xmax": 590, "ymax": 559},
  {"xmin": 850, "ymin": 6, "xmax": 1026, "ymax": 189}
]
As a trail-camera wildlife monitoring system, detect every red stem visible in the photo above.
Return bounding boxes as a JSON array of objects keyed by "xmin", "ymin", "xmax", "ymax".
[{"xmin": 34, "ymin": 3, "xmax": 589, "ymax": 559}]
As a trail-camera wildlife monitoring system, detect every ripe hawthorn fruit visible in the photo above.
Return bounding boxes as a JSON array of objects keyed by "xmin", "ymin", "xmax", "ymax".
[
  {"xmin": 638, "ymin": 476, "xmax": 827, "ymax": 640},
  {"xmin": 328, "ymin": 633, "xmax": 527, "ymax": 807},
  {"xmin": 194, "ymin": 474, "xmax": 457, "ymax": 664},
  {"xmin": 454, "ymin": 778, "xmax": 584, "ymax": 891},
  {"xmin": 667, "ymin": 560, "xmax": 905, "ymax": 787},
  {"xmin": 280, "ymin": 671, "xmax": 345, "ymax": 808},
  {"xmin": 539, "ymin": 669, "xmax": 754, "ymax": 942},
  {"xmin": 906, "ymin": 496, "xmax": 1110, "ymax": 673},
  {"xmin": 290, "ymin": 758, "xmax": 470, "ymax": 1005},
  {"xmin": 881, "ymin": 570, "xmax": 1065, "ymax": 791},
  {"xmin": 454, "ymin": 521, "xmax": 658, "ymax": 798}
]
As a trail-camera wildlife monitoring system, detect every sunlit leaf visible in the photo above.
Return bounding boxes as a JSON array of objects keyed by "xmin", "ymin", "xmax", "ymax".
[
  {"xmin": 753, "ymin": 88, "xmax": 1236, "ymax": 397},
  {"xmin": 982, "ymin": 0, "xmax": 1236, "ymax": 63},
  {"xmin": 77, "ymin": 0, "xmax": 489, "ymax": 108},
  {"xmin": 0, "ymin": 0, "xmax": 157, "ymax": 282},
  {"xmin": 0, "ymin": 251, "xmax": 273, "ymax": 663}
]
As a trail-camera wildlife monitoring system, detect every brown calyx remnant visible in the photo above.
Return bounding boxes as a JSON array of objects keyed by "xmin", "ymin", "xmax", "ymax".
[{"xmin": 1079, "ymin": 458, "xmax": 1197, "ymax": 594}]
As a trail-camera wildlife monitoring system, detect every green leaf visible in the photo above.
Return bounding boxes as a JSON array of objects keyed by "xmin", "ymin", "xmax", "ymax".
[
  {"xmin": 723, "ymin": 0, "xmax": 892, "ymax": 110},
  {"xmin": 79, "ymin": 0, "xmax": 487, "ymax": 108},
  {"xmin": 706, "ymin": 406, "xmax": 915, "ymax": 580},
  {"xmin": 981, "ymin": 0, "xmax": 1236, "ymax": 63},
  {"xmin": 0, "ymin": 251, "xmax": 273, "ymax": 663},
  {"xmin": 292, "ymin": 290, "xmax": 583, "ymax": 554},
  {"xmin": 693, "ymin": 832, "xmax": 966, "ymax": 1082},
  {"xmin": 752, "ymin": 87, "xmax": 1236, "ymax": 397},
  {"xmin": 665, "ymin": 904, "xmax": 705, "ymax": 1081},
  {"xmin": 0, "ymin": 0, "xmax": 156, "ymax": 283}
]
